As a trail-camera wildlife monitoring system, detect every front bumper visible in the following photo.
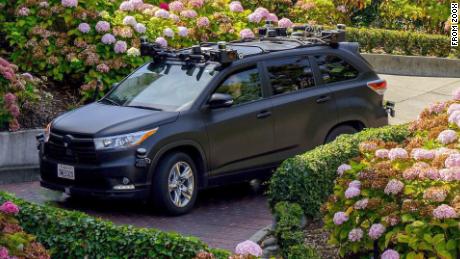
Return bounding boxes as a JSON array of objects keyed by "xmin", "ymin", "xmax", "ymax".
[{"xmin": 39, "ymin": 152, "xmax": 152, "ymax": 200}]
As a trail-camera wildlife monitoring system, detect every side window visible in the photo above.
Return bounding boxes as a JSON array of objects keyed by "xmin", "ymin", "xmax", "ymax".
[
  {"xmin": 266, "ymin": 57, "xmax": 315, "ymax": 95},
  {"xmin": 314, "ymin": 55, "xmax": 359, "ymax": 84},
  {"xmin": 215, "ymin": 67, "xmax": 262, "ymax": 105}
]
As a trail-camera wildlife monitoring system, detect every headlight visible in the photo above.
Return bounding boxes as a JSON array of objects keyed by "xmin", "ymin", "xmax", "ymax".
[
  {"xmin": 94, "ymin": 128, "xmax": 158, "ymax": 150},
  {"xmin": 44, "ymin": 123, "xmax": 51, "ymax": 142}
]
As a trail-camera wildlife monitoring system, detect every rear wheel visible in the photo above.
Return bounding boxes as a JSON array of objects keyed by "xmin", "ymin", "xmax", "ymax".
[
  {"xmin": 325, "ymin": 125, "xmax": 358, "ymax": 144},
  {"xmin": 151, "ymin": 152, "xmax": 198, "ymax": 215}
]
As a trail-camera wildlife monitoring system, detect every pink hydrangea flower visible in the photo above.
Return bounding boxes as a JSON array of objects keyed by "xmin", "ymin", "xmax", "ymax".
[
  {"xmin": 419, "ymin": 167, "xmax": 440, "ymax": 180},
  {"xmin": 235, "ymin": 240, "xmax": 262, "ymax": 257},
  {"xmin": 8, "ymin": 105, "xmax": 20, "ymax": 118},
  {"xmin": 134, "ymin": 23, "xmax": 146, "ymax": 34},
  {"xmin": 248, "ymin": 12, "xmax": 263, "ymax": 23},
  {"xmin": 388, "ymin": 148, "xmax": 408, "ymax": 161},
  {"xmin": 448, "ymin": 103, "xmax": 460, "ymax": 115},
  {"xmin": 39, "ymin": 1, "xmax": 49, "ymax": 8},
  {"xmin": 189, "ymin": 0, "xmax": 204, "ymax": 8},
  {"xmin": 348, "ymin": 228, "xmax": 363, "ymax": 242},
  {"xmin": 354, "ymin": 198, "xmax": 368, "ymax": 210},
  {"xmin": 169, "ymin": 1, "xmax": 184, "ymax": 12},
  {"xmin": 62, "ymin": 0, "xmax": 77, "ymax": 7},
  {"xmin": 123, "ymin": 16, "xmax": 137, "ymax": 26},
  {"xmin": 403, "ymin": 167, "xmax": 420, "ymax": 180},
  {"xmin": 453, "ymin": 88, "xmax": 460, "ymax": 101},
  {"xmin": 180, "ymin": 9, "xmax": 197, "ymax": 18},
  {"xmin": 197, "ymin": 17, "xmax": 210, "ymax": 28},
  {"xmin": 4, "ymin": 93, "xmax": 17, "ymax": 106},
  {"xmin": 337, "ymin": 164, "xmax": 351, "ymax": 177},
  {"xmin": 169, "ymin": 14, "xmax": 180, "ymax": 22},
  {"xmin": 381, "ymin": 249, "xmax": 400, "ymax": 259},
  {"xmin": 101, "ymin": 33, "xmax": 116, "ymax": 45},
  {"xmin": 254, "ymin": 7, "xmax": 269, "ymax": 18},
  {"xmin": 345, "ymin": 186, "xmax": 360, "ymax": 199},
  {"xmin": 155, "ymin": 9, "xmax": 170, "ymax": 18},
  {"xmin": 114, "ymin": 41, "xmax": 127, "ymax": 53},
  {"xmin": 438, "ymin": 130, "xmax": 458, "ymax": 145},
  {"xmin": 0, "ymin": 247, "xmax": 9, "ymax": 259},
  {"xmin": 240, "ymin": 28, "xmax": 255, "ymax": 39},
  {"xmin": 229, "ymin": 1, "xmax": 244, "ymax": 12},
  {"xmin": 375, "ymin": 149, "xmax": 389, "ymax": 159},
  {"xmin": 349, "ymin": 180, "xmax": 361, "ymax": 189},
  {"xmin": 368, "ymin": 223, "xmax": 385, "ymax": 240},
  {"xmin": 411, "ymin": 148, "xmax": 435, "ymax": 160},
  {"xmin": 155, "ymin": 37, "xmax": 167, "ymax": 47},
  {"xmin": 17, "ymin": 6, "xmax": 30, "ymax": 16},
  {"xmin": 278, "ymin": 18, "xmax": 293, "ymax": 28},
  {"xmin": 95, "ymin": 21, "xmax": 110, "ymax": 33},
  {"xmin": 384, "ymin": 179, "xmax": 404, "ymax": 195},
  {"xmin": 336, "ymin": 5, "xmax": 347, "ymax": 13},
  {"xmin": 267, "ymin": 13, "xmax": 278, "ymax": 22},
  {"xmin": 440, "ymin": 167, "xmax": 460, "ymax": 181},
  {"xmin": 78, "ymin": 23, "xmax": 91, "ymax": 33},
  {"xmin": 428, "ymin": 102, "xmax": 446, "ymax": 114},
  {"xmin": 119, "ymin": 1, "xmax": 134, "ymax": 11},
  {"xmin": 177, "ymin": 26, "xmax": 188, "ymax": 37},
  {"xmin": 449, "ymin": 110, "xmax": 460, "ymax": 124},
  {"xmin": 131, "ymin": 0, "xmax": 143, "ymax": 10},
  {"xmin": 433, "ymin": 204, "xmax": 457, "ymax": 219},
  {"xmin": 436, "ymin": 147, "xmax": 459, "ymax": 158},
  {"xmin": 163, "ymin": 28, "xmax": 174, "ymax": 38},
  {"xmin": 333, "ymin": 211, "xmax": 348, "ymax": 225},
  {"xmin": 96, "ymin": 64, "xmax": 110, "ymax": 73},
  {"xmin": 0, "ymin": 201, "xmax": 20, "ymax": 215},
  {"xmin": 445, "ymin": 153, "xmax": 460, "ymax": 168}
]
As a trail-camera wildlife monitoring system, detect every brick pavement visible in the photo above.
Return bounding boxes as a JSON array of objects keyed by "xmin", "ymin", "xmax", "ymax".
[{"xmin": 0, "ymin": 181, "xmax": 273, "ymax": 251}]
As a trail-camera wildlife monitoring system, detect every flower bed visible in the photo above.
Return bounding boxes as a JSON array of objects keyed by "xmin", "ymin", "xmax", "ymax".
[
  {"xmin": 323, "ymin": 90, "xmax": 460, "ymax": 257},
  {"xmin": 0, "ymin": 200, "xmax": 50, "ymax": 259}
]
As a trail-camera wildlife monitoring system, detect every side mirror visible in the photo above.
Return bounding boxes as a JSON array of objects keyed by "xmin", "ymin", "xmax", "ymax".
[{"xmin": 208, "ymin": 93, "xmax": 233, "ymax": 109}]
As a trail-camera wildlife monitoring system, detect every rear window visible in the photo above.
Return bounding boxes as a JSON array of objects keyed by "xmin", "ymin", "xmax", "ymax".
[
  {"xmin": 314, "ymin": 55, "xmax": 359, "ymax": 84},
  {"xmin": 265, "ymin": 57, "xmax": 315, "ymax": 95}
]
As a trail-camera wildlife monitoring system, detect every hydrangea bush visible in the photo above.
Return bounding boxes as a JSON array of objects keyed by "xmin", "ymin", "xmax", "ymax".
[
  {"xmin": 323, "ymin": 88, "xmax": 460, "ymax": 258},
  {"xmin": 0, "ymin": 201, "xmax": 50, "ymax": 259}
]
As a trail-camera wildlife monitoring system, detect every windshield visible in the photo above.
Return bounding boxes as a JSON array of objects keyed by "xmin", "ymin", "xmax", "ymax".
[{"xmin": 103, "ymin": 62, "xmax": 218, "ymax": 111}]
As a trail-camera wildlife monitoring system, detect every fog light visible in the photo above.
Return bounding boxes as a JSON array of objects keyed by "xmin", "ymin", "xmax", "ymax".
[
  {"xmin": 113, "ymin": 184, "xmax": 135, "ymax": 190},
  {"xmin": 122, "ymin": 177, "xmax": 130, "ymax": 185}
]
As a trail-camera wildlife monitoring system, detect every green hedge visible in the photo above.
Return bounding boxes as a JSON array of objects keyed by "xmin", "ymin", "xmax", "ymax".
[
  {"xmin": 0, "ymin": 192, "xmax": 229, "ymax": 259},
  {"xmin": 347, "ymin": 27, "xmax": 459, "ymax": 58},
  {"xmin": 267, "ymin": 124, "xmax": 410, "ymax": 218}
]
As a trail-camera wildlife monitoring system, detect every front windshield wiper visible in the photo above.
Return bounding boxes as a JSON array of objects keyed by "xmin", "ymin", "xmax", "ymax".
[
  {"xmin": 100, "ymin": 98, "xmax": 121, "ymax": 106},
  {"xmin": 126, "ymin": 105, "xmax": 163, "ymax": 111}
]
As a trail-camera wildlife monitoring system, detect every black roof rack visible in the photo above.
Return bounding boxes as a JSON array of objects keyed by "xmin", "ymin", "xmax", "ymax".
[{"xmin": 140, "ymin": 23, "xmax": 347, "ymax": 66}]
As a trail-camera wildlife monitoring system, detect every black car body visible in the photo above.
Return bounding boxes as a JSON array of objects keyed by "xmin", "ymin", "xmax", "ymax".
[{"xmin": 38, "ymin": 26, "xmax": 391, "ymax": 214}]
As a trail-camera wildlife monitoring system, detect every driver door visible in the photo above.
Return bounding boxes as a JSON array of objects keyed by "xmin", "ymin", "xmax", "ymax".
[{"xmin": 203, "ymin": 65, "xmax": 275, "ymax": 176}]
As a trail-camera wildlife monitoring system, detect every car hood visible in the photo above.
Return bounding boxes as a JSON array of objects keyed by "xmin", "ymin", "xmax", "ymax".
[{"xmin": 52, "ymin": 103, "xmax": 179, "ymax": 137}]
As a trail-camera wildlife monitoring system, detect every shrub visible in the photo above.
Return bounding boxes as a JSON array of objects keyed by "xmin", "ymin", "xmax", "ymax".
[
  {"xmin": 268, "ymin": 124, "xmax": 410, "ymax": 218},
  {"xmin": 0, "ymin": 192, "xmax": 229, "ymax": 259},
  {"xmin": 0, "ymin": 200, "xmax": 50, "ymax": 258},
  {"xmin": 0, "ymin": 57, "xmax": 41, "ymax": 131},
  {"xmin": 323, "ymin": 93, "xmax": 460, "ymax": 257}
]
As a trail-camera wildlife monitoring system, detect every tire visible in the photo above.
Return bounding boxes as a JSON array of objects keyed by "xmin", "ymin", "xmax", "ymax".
[
  {"xmin": 325, "ymin": 125, "xmax": 358, "ymax": 144},
  {"xmin": 151, "ymin": 152, "xmax": 198, "ymax": 215}
]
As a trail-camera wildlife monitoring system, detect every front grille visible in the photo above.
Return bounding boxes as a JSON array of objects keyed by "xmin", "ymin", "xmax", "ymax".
[{"xmin": 45, "ymin": 131, "xmax": 98, "ymax": 164}]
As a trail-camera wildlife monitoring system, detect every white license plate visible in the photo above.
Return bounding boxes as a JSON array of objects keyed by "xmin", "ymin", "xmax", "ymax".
[{"xmin": 57, "ymin": 164, "xmax": 75, "ymax": 180}]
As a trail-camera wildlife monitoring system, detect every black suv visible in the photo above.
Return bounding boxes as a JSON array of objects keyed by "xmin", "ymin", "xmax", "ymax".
[{"xmin": 38, "ymin": 25, "xmax": 392, "ymax": 214}]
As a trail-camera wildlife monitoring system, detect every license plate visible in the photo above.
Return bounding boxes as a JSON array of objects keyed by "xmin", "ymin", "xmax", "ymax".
[{"xmin": 57, "ymin": 164, "xmax": 75, "ymax": 180}]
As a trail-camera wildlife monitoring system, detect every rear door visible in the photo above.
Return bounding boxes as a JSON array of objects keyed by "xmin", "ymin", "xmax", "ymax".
[
  {"xmin": 262, "ymin": 55, "xmax": 338, "ymax": 160},
  {"xmin": 203, "ymin": 64, "xmax": 275, "ymax": 176}
]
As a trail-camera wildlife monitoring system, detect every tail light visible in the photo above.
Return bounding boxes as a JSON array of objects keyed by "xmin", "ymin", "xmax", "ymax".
[{"xmin": 367, "ymin": 79, "xmax": 387, "ymax": 95}]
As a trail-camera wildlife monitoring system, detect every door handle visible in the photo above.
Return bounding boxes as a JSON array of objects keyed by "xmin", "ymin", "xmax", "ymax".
[
  {"xmin": 316, "ymin": 96, "xmax": 331, "ymax": 103},
  {"xmin": 257, "ymin": 110, "xmax": 272, "ymax": 119}
]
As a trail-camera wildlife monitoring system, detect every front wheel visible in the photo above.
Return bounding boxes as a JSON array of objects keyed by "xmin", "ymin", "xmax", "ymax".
[{"xmin": 151, "ymin": 152, "xmax": 198, "ymax": 215}]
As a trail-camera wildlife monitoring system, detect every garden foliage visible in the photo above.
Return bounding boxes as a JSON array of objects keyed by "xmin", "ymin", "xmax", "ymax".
[
  {"xmin": 0, "ymin": 192, "xmax": 229, "ymax": 259},
  {"xmin": 323, "ymin": 92, "xmax": 460, "ymax": 258}
]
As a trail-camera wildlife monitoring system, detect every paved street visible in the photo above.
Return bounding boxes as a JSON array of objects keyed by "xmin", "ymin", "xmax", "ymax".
[
  {"xmin": 0, "ymin": 181, "xmax": 272, "ymax": 251},
  {"xmin": 0, "ymin": 74, "xmax": 459, "ymax": 251}
]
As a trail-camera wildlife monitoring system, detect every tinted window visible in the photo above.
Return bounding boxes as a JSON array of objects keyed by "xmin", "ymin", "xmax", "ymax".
[
  {"xmin": 266, "ymin": 57, "xmax": 315, "ymax": 95},
  {"xmin": 215, "ymin": 67, "xmax": 262, "ymax": 105},
  {"xmin": 314, "ymin": 55, "xmax": 359, "ymax": 84}
]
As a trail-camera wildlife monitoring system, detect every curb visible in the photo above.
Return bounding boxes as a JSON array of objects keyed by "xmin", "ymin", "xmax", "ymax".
[
  {"xmin": 362, "ymin": 53, "xmax": 460, "ymax": 78},
  {"xmin": 249, "ymin": 224, "xmax": 273, "ymax": 244}
]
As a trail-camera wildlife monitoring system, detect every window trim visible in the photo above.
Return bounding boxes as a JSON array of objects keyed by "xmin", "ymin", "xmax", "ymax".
[
  {"xmin": 310, "ymin": 52, "xmax": 363, "ymax": 86},
  {"xmin": 262, "ymin": 55, "xmax": 319, "ymax": 98},
  {"xmin": 208, "ymin": 63, "xmax": 266, "ymax": 108}
]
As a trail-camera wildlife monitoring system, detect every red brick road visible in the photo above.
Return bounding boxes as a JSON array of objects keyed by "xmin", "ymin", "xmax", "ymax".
[{"xmin": 0, "ymin": 181, "xmax": 273, "ymax": 251}]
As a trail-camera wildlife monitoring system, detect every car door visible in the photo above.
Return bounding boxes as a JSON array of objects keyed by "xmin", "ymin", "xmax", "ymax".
[
  {"xmin": 203, "ymin": 64, "xmax": 275, "ymax": 176},
  {"xmin": 263, "ymin": 55, "xmax": 338, "ymax": 159}
]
